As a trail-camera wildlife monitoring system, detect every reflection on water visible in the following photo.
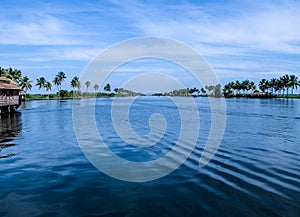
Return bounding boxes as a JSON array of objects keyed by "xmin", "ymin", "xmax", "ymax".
[{"xmin": 0, "ymin": 113, "xmax": 22, "ymax": 159}]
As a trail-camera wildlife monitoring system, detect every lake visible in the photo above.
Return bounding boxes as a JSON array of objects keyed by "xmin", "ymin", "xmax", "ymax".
[{"xmin": 0, "ymin": 97, "xmax": 300, "ymax": 217}]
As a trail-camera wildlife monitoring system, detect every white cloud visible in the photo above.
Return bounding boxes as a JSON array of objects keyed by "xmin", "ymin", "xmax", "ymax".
[
  {"xmin": 0, "ymin": 14, "xmax": 83, "ymax": 45},
  {"xmin": 128, "ymin": 1, "xmax": 300, "ymax": 55},
  {"xmin": 87, "ymin": 0, "xmax": 300, "ymax": 86},
  {"xmin": 1, "ymin": 0, "xmax": 300, "ymax": 89}
]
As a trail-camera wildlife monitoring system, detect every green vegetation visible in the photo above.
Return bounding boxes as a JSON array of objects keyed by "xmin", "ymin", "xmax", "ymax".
[
  {"xmin": 115, "ymin": 88, "xmax": 144, "ymax": 97},
  {"xmin": 1, "ymin": 66, "xmax": 299, "ymax": 99},
  {"xmin": 223, "ymin": 80, "xmax": 256, "ymax": 96},
  {"xmin": 53, "ymin": 71, "xmax": 66, "ymax": 93},
  {"xmin": 19, "ymin": 76, "xmax": 33, "ymax": 92},
  {"xmin": 0, "ymin": 67, "xmax": 32, "ymax": 92},
  {"xmin": 223, "ymin": 74, "xmax": 299, "ymax": 98},
  {"xmin": 104, "ymin": 83, "xmax": 111, "ymax": 92},
  {"xmin": 154, "ymin": 84, "xmax": 222, "ymax": 97},
  {"xmin": 70, "ymin": 76, "xmax": 81, "ymax": 90}
]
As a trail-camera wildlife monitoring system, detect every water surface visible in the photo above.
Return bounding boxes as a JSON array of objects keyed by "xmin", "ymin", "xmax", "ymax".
[{"xmin": 0, "ymin": 97, "xmax": 300, "ymax": 217}]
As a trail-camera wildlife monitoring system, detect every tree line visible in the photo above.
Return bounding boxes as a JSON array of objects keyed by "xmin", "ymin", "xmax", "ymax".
[
  {"xmin": 1, "ymin": 67, "xmax": 299, "ymax": 98},
  {"xmin": 223, "ymin": 74, "xmax": 299, "ymax": 97},
  {"xmin": 36, "ymin": 73, "xmax": 112, "ymax": 95},
  {"xmin": 0, "ymin": 67, "xmax": 112, "ymax": 97},
  {"xmin": 154, "ymin": 84, "xmax": 222, "ymax": 97}
]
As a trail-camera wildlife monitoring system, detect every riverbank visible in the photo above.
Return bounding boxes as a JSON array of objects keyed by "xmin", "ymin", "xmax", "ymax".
[
  {"xmin": 25, "ymin": 93, "xmax": 115, "ymax": 101},
  {"xmin": 225, "ymin": 93, "xmax": 300, "ymax": 99},
  {"xmin": 25, "ymin": 93, "xmax": 300, "ymax": 101}
]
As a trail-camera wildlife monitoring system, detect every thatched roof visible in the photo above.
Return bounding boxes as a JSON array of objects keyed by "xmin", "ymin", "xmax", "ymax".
[{"xmin": 0, "ymin": 77, "xmax": 22, "ymax": 91}]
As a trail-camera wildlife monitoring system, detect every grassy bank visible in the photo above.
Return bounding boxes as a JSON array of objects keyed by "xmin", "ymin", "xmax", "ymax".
[
  {"xmin": 275, "ymin": 94, "xmax": 300, "ymax": 98},
  {"xmin": 224, "ymin": 93, "xmax": 300, "ymax": 98},
  {"xmin": 26, "ymin": 92, "xmax": 116, "ymax": 101}
]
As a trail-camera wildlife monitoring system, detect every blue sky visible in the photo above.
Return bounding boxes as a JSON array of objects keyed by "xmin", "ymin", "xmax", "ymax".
[{"xmin": 1, "ymin": 0, "xmax": 300, "ymax": 93}]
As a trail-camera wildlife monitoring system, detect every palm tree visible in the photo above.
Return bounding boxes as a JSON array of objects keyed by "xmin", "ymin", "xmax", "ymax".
[
  {"xmin": 44, "ymin": 82, "xmax": 52, "ymax": 91},
  {"xmin": 53, "ymin": 76, "xmax": 61, "ymax": 92},
  {"xmin": 250, "ymin": 81, "xmax": 256, "ymax": 93},
  {"xmin": 259, "ymin": 79, "xmax": 265, "ymax": 92},
  {"xmin": 44, "ymin": 82, "xmax": 52, "ymax": 97},
  {"xmin": 281, "ymin": 74, "xmax": 291, "ymax": 96},
  {"xmin": 233, "ymin": 80, "xmax": 242, "ymax": 94},
  {"xmin": 58, "ymin": 71, "xmax": 66, "ymax": 89},
  {"xmin": 53, "ymin": 71, "xmax": 66, "ymax": 92},
  {"xmin": 70, "ymin": 77, "xmax": 81, "ymax": 90},
  {"xmin": 7, "ymin": 68, "xmax": 22, "ymax": 83},
  {"xmin": 93, "ymin": 84, "xmax": 99, "ymax": 92},
  {"xmin": 57, "ymin": 71, "xmax": 66, "ymax": 82},
  {"xmin": 85, "ymin": 81, "xmax": 91, "ymax": 92},
  {"xmin": 259, "ymin": 79, "xmax": 269, "ymax": 92},
  {"xmin": 19, "ymin": 76, "xmax": 33, "ymax": 92},
  {"xmin": 36, "ymin": 77, "xmax": 46, "ymax": 90},
  {"xmin": 289, "ymin": 75, "xmax": 299, "ymax": 95},
  {"xmin": 223, "ymin": 83, "xmax": 232, "ymax": 96},
  {"xmin": 0, "ymin": 67, "xmax": 5, "ymax": 77},
  {"xmin": 241, "ymin": 80, "xmax": 250, "ymax": 94},
  {"xmin": 226, "ymin": 82, "xmax": 234, "ymax": 95},
  {"xmin": 3, "ymin": 68, "xmax": 13, "ymax": 80},
  {"xmin": 274, "ymin": 78, "xmax": 284, "ymax": 95},
  {"xmin": 0, "ymin": 67, "xmax": 21, "ymax": 82},
  {"xmin": 269, "ymin": 78, "xmax": 277, "ymax": 95},
  {"xmin": 104, "ymin": 83, "xmax": 111, "ymax": 92}
]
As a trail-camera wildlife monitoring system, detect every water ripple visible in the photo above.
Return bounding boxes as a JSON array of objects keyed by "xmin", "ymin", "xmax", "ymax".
[{"xmin": 0, "ymin": 98, "xmax": 300, "ymax": 216}]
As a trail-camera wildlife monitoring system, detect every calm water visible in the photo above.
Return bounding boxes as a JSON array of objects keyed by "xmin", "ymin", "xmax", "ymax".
[{"xmin": 0, "ymin": 97, "xmax": 300, "ymax": 217}]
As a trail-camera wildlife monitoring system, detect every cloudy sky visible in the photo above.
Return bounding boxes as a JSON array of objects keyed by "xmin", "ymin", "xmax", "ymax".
[{"xmin": 1, "ymin": 0, "xmax": 300, "ymax": 93}]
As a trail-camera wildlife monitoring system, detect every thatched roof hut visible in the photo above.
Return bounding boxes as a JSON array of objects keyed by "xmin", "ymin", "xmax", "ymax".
[
  {"xmin": 0, "ymin": 77, "xmax": 23, "ymax": 113},
  {"xmin": 0, "ymin": 77, "xmax": 22, "ymax": 91}
]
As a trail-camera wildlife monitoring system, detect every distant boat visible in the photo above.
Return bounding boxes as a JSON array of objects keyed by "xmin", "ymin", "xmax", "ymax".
[{"xmin": 0, "ymin": 77, "xmax": 25, "ymax": 114}]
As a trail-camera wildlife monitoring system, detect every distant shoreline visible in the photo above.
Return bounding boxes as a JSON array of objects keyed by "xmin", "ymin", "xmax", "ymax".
[{"xmin": 25, "ymin": 94, "xmax": 300, "ymax": 101}]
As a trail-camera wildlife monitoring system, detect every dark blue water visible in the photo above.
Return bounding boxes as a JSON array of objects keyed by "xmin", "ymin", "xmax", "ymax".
[{"xmin": 0, "ymin": 97, "xmax": 300, "ymax": 217}]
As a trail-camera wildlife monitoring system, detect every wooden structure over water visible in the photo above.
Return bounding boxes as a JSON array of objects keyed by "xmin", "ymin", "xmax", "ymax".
[{"xmin": 0, "ymin": 77, "xmax": 25, "ymax": 114}]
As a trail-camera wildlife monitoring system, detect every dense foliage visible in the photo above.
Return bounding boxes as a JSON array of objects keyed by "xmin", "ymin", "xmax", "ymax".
[{"xmin": 223, "ymin": 75, "xmax": 299, "ymax": 97}]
